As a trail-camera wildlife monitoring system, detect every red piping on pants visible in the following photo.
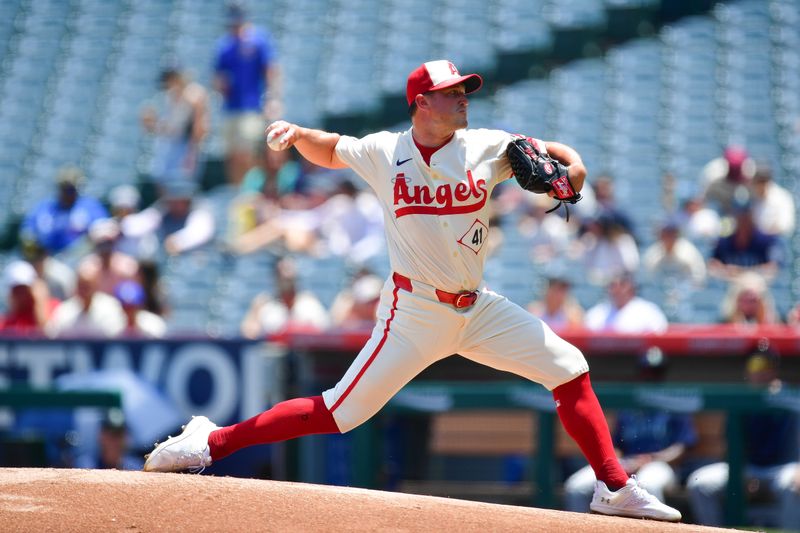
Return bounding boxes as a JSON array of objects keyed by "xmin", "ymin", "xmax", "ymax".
[{"xmin": 330, "ymin": 281, "xmax": 401, "ymax": 413}]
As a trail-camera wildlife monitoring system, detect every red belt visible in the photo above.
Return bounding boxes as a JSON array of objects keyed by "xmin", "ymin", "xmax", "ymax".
[{"xmin": 392, "ymin": 273, "xmax": 479, "ymax": 309}]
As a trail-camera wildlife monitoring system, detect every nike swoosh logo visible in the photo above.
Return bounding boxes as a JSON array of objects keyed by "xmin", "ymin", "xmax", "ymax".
[{"xmin": 396, "ymin": 157, "xmax": 412, "ymax": 166}]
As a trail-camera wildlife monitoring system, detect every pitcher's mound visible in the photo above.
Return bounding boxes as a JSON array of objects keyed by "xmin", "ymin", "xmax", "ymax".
[{"xmin": 0, "ymin": 468, "xmax": 741, "ymax": 532}]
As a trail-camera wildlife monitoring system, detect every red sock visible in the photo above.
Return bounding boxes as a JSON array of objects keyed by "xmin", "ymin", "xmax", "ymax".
[
  {"xmin": 208, "ymin": 395, "xmax": 340, "ymax": 461},
  {"xmin": 552, "ymin": 373, "xmax": 628, "ymax": 490}
]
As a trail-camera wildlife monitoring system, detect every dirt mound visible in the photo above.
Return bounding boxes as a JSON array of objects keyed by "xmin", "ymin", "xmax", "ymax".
[{"xmin": 0, "ymin": 468, "xmax": 740, "ymax": 532}]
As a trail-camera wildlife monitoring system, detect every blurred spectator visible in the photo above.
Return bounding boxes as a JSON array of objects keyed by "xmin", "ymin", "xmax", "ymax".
[
  {"xmin": 232, "ymin": 202, "xmax": 316, "ymax": 256},
  {"xmin": 240, "ymin": 257, "xmax": 329, "ymax": 339},
  {"xmin": 584, "ymin": 273, "xmax": 668, "ymax": 334},
  {"xmin": 329, "ymin": 271, "xmax": 383, "ymax": 328},
  {"xmin": 141, "ymin": 66, "xmax": 209, "ymax": 188},
  {"xmin": 578, "ymin": 214, "xmax": 640, "ymax": 286},
  {"xmin": 78, "ymin": 219, "xmax": 140, "ymax": 296},
  {"xmin": 228, "ymin": 143, "xmax": 285, "ymax": 245},
  {"xmin": 315, "ymin": 179, "xmax": 384, "ymax": 264},
  {"xmin": 517, "ymin": 194, "xmax": 573, "ymax": 264},
  {"xmin": 214, "ymin": 1, "xmax": 281, "ymax": 185},
  {"xmin": 708, "ymin": 198, "xmax": 783, "ymax": 282},
  {"xmin": 589, "ymin": 174, "xmax": 635, "ymax": 235},
  {"xmin": 138, "ymin": 260, "xmax": 167, "ymax": 317},
  {"xmin": 19, "ymin": 166, "xmax": 108, "ymax": 255},
  {"xmin": 787, "ymin": 303, "xmax": 800, "ymax": 327},
  {"xmin": 564, "ymin": 348, "xmax": 697, "ymax": 513},
  {"xmin": 527, "ymin": 275, "xmax": 584, "ymax": 330},
  {"xmin": 227, "ymin": 190, "xmax": 277, "ymax": 252},
  {"xmin": 107, "ymin": 184, "xmax": 151, "ymax": 258},
  {"xmin": 687, "ymin": 346, "xmax": 800, "ymax": 529},
  {"xmin": 20, "ymin": 239, "xmax": 76, "ymax": 300},
  {"xmin": 45, "ymin": 263, "xmax": 126, "ymax": 338},
  {"xmin": 241, "ymin": 137, "xmax": 307, "ymax": 198},
  {"xmin": 109, "ymin": 184, "xmax": 141, "ymax": 220},
  {"xmin": 115, "ymin": 280, "xmax": 167, "ymax": 338},
  {"xmin": 749, "ymin": 163, "xmax": 795, "ymax": 238},
  {"xmin": 677, "ymin": 195, "xmax": 721, "ymax": 246},
  {"xmin": 642, "ymin": 217, "xmax": 706, "ymax": 286},
  {"xmin": 74, "ymin": 409, "xmax": 143, "ymax": 470},
  {"xmin": 227, "ymin": 143, "xmax": 315, "ymax": 248},
  {"xmin": 234, "ymin": 178, "xmax": 384, "ymax": 264},
  {"xmin": 719, "ymin": 272, "xmax": 778, "ymax": 325},
  {"xmin": 120, "ymin": 181, "xmax": 215, "ymax": 257},
  {"xmin": 701, "ymin": 145, "xmax": 756, "ymax": 215},
  {"xmin": 0, "ymin": 260, "xmax": 58, "ymax": 334}
]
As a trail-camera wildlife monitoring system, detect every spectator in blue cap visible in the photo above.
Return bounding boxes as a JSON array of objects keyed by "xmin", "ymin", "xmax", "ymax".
[{"xmin": 115, "ymin": 280, "xmax": 166, "ymax": 338}]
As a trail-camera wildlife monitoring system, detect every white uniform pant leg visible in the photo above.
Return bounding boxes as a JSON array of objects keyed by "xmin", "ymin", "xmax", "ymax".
[
  {"xmin": 458, "ymin": 289, "xmax": 589, "ymax": 390},
  {"xmin": 635, "ymin": 460, "xmax": 677, "ymax": 502},
  {"xmin": 777, "ymin": 463, "xmax": 800, "ymax": 531},
  {"xmin": 322, "ymin": 281, "xmax": 457, "ymax": 433},
  {"xmin": 753, "ymin": 462, "xmax": 800, "ymax": 531},
  {"xmin": 686, "ymin": 462, "xmax": 727, "ymax": 526},
  {"xmin": 563, "ymin": 464, "xmax": 596, "ymax": 512}
]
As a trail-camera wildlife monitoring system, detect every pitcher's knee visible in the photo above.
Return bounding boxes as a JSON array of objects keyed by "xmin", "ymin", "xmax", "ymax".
[
  {"xmin": 329, "ymin": 407, "xmax": 376, "ymax": 434},
  {"xmin": 321, "ymin": 392, "xmax": 373, "ymax": 433}
]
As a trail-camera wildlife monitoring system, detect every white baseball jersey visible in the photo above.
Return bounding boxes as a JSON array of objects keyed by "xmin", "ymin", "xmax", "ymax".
[
  {"xmin": 323, "ymin": 127, "xmax": 587, "ymax": 432},
  {"xmin": 336, "ymin": 127, "xmax": 545, "ymax": 292}
]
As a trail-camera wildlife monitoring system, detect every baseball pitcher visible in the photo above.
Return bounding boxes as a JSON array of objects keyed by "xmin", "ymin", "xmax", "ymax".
[{"xmin": 144, "ymin": 60, "xmax": 681, "ymax": 522}]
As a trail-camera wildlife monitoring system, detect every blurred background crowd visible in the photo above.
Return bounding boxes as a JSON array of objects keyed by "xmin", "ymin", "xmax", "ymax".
[
  {"xmin": 0, "ymin": 0, "xmax": 798, "ymax": 341},
  {"xmin": 0, "ymin": 0, "xmax": 799, "ymax": 529}
]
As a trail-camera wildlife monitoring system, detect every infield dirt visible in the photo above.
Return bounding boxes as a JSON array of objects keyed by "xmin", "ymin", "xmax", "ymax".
[{"xmin": 0, "ymin": 468, "xmax": 747, "ymax": 532}]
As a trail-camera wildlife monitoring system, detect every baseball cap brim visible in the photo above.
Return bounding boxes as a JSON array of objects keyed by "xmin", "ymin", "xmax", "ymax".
[{"xmin": 429, "ymin": 73, "xmax": 482, "ymax": 96}]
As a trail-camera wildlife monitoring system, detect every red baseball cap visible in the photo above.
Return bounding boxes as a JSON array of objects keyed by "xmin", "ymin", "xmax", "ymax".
[{"xmin": 406, "ymin": 60, "xmax": 483, "ymax": 107}]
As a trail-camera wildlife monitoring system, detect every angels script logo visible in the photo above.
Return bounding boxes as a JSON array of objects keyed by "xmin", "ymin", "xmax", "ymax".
[{"xmin": 393, "ymin": 170, "xmax": 488, "ymax": 218}]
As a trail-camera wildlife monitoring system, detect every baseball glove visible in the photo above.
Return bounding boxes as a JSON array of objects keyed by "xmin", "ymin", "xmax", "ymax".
[{"xmin": 506, "ymin": 137, "xmax": 582, "ymax": 219}]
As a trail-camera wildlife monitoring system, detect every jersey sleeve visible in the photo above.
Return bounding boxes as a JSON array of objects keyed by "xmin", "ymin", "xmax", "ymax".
[{"xmin": 335, "ymin": 132, "xmax": 395, "ymax": 189}]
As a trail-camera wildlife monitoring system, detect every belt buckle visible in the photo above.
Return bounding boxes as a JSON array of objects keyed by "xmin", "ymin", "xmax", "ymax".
[{"xmin": 454, "ymin": 291, "xmax": 477, "ymax": 309}]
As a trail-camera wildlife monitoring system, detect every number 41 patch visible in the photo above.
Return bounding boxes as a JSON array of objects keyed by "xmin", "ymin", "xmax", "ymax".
[{"xmin": 457, "ymin": 219, "xmax": 489, "ymax": 254}]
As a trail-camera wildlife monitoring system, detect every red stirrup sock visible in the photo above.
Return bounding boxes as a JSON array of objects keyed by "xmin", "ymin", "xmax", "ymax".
[
  {"xmin": 552, "ymin": 372, "xmax": 629, "ymax": 490},
  {"xmin": 208, "ymin": 395, "xmax": 340, "ymax": 461}
]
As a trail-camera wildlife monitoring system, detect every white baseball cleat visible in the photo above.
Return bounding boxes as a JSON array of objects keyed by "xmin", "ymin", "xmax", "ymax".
[
  {"xmin": 143, "ymin": 416, "xmax": 218, "ymax": 473},
  {"xmin": 589, "ymin": 475, "xmax": 682, "ymax": 522}
]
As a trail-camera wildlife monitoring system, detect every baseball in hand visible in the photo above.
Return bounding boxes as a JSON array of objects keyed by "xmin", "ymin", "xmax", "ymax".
[{"xmin": 267, "ymin": 128, "xmax": 291, "ymax": 151}]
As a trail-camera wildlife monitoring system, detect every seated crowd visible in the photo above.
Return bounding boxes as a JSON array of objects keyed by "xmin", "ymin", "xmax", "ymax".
[{"xmin": 1, "ymin": 143, "xmax": 798, "ymax": 337}]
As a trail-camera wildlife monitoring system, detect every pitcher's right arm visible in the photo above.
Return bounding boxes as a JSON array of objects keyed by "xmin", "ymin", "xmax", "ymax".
[{"xmin": 266, "ymin": 120, "xmax": 347, "ymax": 169}]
